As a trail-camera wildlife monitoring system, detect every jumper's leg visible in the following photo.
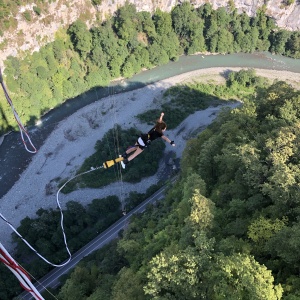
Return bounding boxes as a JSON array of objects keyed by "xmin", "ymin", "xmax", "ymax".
[
  {"xmin": 124, "ymin": 145, "xmax": 138, "ymax": 156},
  {"xmin": 128, "ymin": 147, "xmax": 143, "ymax": 161}
]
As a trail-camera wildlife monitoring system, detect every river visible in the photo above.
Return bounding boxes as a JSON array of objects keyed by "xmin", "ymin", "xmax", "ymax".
[{"xmin": 0, "ymin": 52, "xmax": 300, "ymax": 198}]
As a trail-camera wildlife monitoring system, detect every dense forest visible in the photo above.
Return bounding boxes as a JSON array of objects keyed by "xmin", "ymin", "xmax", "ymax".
[
  {"xmin": 1, "ymin": 2, "xmax": 300, "ymax": 134},
  {"xmin": 1, "ymin": 2, "xmax": 300, "ymax": 299},
  {"xmin": 2, "ymin": 70, "xmax": 300, "ymax": 299},
  {"xmin": 52, "ymin": 75, "xmax": 300, "ymax": 300}
]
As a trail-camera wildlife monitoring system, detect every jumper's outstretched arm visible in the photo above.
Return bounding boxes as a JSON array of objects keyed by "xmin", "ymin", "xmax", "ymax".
[{"xmin": 159, "ymin": 112, "xmax": 164, "ymax": 123}]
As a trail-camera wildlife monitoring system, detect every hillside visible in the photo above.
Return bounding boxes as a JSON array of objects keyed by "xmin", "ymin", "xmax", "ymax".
[
  {"xmin": 43, "ymin": 71, "xmax": 300, "ymax": 299},
  {"xmin": 0, "ymin": 0, "xmax": 299, "ymax": 63},
  {"xmin": 56, "ymin": 72, "xmax": 300, "ymax": 300}
]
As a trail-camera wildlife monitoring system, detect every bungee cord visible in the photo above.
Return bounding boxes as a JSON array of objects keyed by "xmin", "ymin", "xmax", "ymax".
[
  {"xmin": 108, "ymin": 84, "xmax": 126, "ymax": 212},
  {"xmin": 0, "ymin": 67, "xmax": 37, "ymax": 153},
  {"xmin": 0, "ymin": 243, "xmax": 44, "ymax": 300},
  {"xmin": 0, "ymin": 85, "xmax": 126, "ymax": 270},
  {"xmin": 0, "ymin": 78, "xmax": 127, "ymax": 299},
  {"xmin": 0, "ymin": 159, "xmax": 123, "ymax": 298},
  {"xmin": 0, "ymin": 166, "xmax": 103, "ymax": 268}
]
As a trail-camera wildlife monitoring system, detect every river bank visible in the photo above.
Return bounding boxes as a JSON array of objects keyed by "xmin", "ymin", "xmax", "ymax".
[{"xmin": 1, "ymin": 67, "xmax": 300, "ymax": 252}]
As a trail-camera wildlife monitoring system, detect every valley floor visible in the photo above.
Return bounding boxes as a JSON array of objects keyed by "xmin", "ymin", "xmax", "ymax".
[{"xmin": 1, "ymin": 67, "xmax": 300, "ymax": 252}]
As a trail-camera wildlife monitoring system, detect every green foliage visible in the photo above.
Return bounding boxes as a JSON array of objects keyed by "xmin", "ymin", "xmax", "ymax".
[
  {"xmin": 11, "ymin": 196, "xmax": 121, "ymax": 281},
  {"xmin": 206, "ymin": 254, "xmax": 283, "ymax": 299},
  {"xmin": 50, "ymin": 76, "xmax": 300, "ymax": 299},
  {"xmin": 145, "ymin": 248, "xmax": 203, "ymax": 299},
  {"xmin": 0, "ymin": 263, "xmax": 22, "ymax": 300},
  {"xmin": 91, "ymin": 0, "xmax": 102, "ymax": 5},
  {"xmin": 1, "ymin": 3, "xmax": 300, "ymax": 133},
  {"xmin": 138, "ymin": 69, "xmax": 266, "ymax": 129},
  {"xmin": 111, "ymin": 267, "xmax": 145, "ymax": 299},
  {"xmin": 286, "ymin": 32, "xmax": 300, "ymax": 58},
  {"xmin": 68, "ymin": 20, "xmax": 92, "ymax": 59},
  {"xmin": 187, "ymin": 189, "xmax": 215, "ymax": 231},
  {"xmin": 33, "ymin": 6, "xmax": 41, "ymax": 16},
  {"xmin": 248, "ymin": 216, "xmax": 288, "ymax": 244},
  {"xmin": 23, "ymin": 10, "xmax": 31, "ymax": 22},
  {"xmin": 171, "ymin": 2, "xmax": 205, "ymax": 54}
]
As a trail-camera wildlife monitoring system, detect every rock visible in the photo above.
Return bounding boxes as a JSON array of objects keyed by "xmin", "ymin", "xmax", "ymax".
[{"xmin": 0, "ymin": 0, "xmax": 299, "ymax": 64}]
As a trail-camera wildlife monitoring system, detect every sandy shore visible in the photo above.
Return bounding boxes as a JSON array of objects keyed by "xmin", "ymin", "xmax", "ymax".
[{"xmin": 1, "ymin": 67, "xmax": 300, "ymax": 252}]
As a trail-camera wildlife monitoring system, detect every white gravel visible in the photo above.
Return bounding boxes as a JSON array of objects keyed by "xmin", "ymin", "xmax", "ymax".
[{"xmin": 1, "ymin": 67, "xmax": 298, "ymax": 252}]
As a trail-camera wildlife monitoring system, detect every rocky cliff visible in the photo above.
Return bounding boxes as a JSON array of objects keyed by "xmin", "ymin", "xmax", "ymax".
[{"xmin": 0, "ymin": 0, "xmax": 299, "ymax": 64}]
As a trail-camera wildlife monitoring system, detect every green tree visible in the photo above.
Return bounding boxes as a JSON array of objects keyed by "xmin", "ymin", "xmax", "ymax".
[
  {"xmin": 138, "ymin": 11, "xmax": 156, "ymax": 40},
  {"xmin": 114, "ymin": 3, "xmax": 139, "ymax": 46},
  {"xmin": 68, "ymin": 20, "xmax": 92, "ymax": 59},
  {"xmin": 248, "ymin": 216, "xmax": 288, "ymax": 245},
  {"xmin": 206, "ymin": 254, "xmax": 283, "ymax": 299},
  {"xmin": 286, "ymin": 32, "xmax": 300, "ymax": 58},
  {"xmin": 58, "ymin": 266, "xmax": 97, "ymax": 299},
  {"xmin": 171, "ymin": 2, "xmax": 195, "ymax": 39},
  {"xmin": 153, "ymin": 8, "xmax": 173, "ymax": 36},
  {"xmin": 148, "ymin": 42, "xmax": 169, "ymax": 66},
  {"xmin": 217, "ymin": 28, "xmax": 234, "ymax": 53},
  {"xmin": 85, "ymin": 68, "xmax": 109, "ymax": 88},
  {"xmin": 52, "ymin": 39, "xmax": 66, "ymax": 61},
  {"xmin": 187, "ymin": 189, "xmax": 215, "ymax": 231},
  {"xmin": 144, "ymin": 248, "xmax": 202, "ymax": 299},
  {"xmin": 172, "ymin": 2, "xmax": 205, "ymax": 54},
  {"xmin": 270, "ymin": 30, "xmax": 291, "ymax": 54},
  {"xmin": 266, "ymin": 222, "xmax": 300, "ymax": 268},
  {"xmin": 112, "ymin": 267, "xmax": 145, "ymax": 300},
  {"xmin": 122, "ymin": 54, "xmax": 139, "ymax": 78}
]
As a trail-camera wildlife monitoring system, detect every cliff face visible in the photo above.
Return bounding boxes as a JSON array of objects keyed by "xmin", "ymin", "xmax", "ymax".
[
  {"xmin": 97, "ymin": 0, "xmax": 300, "ymax": 32},
  {"xmin": 0, "ymin": 0, "xmax": 299, "ymax": 63},
  {"xmin": 201, "ymin": 0, "xmax": 300, "ymax": 30}
]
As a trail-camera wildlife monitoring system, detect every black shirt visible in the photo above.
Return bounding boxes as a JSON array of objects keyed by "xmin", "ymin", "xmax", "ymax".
[{"xmin": 141, "ymin": 127, "xmax": 163, "ymax": 144}]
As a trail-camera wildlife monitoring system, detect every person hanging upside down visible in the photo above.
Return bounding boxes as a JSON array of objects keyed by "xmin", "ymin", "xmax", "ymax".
[{"xmin": 122, "ymin": 112, "xmax": 175, "ymax": 164}]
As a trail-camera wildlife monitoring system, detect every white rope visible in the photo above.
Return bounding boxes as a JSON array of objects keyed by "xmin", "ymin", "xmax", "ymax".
[
  {"xmin": 0, "ymin": 166, "xmax": 103, "ymax": 268},
  {"xmin": 109, "ymin": 85, "xmax": 126, "ymax": 211},
  {"xmin": 0, "ymin": 243, "xmax": 44, "ymax": 299},
  {"xmin": 0, "ymin": 68, "xmax": 37, "ymax": 153}
]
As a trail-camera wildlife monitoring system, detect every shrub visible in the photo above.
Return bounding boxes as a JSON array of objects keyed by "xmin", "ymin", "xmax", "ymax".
[
  {"xmin": 33, "ymin": 6, "xmax": 42, "ymax": 16},
  {"xmin": 23, "ymin": 11, "xmax": 32, "ymax": 22}
]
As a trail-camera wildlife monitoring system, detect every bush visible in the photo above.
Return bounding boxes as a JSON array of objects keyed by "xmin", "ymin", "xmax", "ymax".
[
  {"xmin": 33, "ymin": 6, "xmax": 42, "ymax": 16},
  {"xmin": 92, "ymin": 0, "xmax": 102, "ymax": 5},
  {"xmin": 23, "ymin": 11, "xmax": 31, "ymax": 22}
]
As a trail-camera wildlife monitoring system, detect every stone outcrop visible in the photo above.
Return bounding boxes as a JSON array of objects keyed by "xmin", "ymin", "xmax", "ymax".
[{"xmin": 0, "ymin": 0, "xmax": 299, "ymax": 63}]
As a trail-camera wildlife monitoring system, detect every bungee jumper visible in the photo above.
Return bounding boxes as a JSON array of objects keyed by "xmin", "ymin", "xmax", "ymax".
[{"xmin": 102, "ymin": 112, "xmax": 175, "ymax": 169}]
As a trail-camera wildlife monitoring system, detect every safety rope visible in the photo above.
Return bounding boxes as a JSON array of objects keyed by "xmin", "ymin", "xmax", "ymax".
[
  {"xmin": 0, "ymin": 166, "xmax": 103, "ymax": 268},
  {"xmin": 0, "ymin": 67, "xmax": 37, "ymax": 153},
  {"xmin": 0, "ymin": 243, "xmax": 44, "ymax": 300},
  {"xmin": 0, "ymin": 79, "xmax": 125, "ymax": 299},
  {"xmin": 108, "ymin": 85, "xmax": 126, "ymax": 211}
]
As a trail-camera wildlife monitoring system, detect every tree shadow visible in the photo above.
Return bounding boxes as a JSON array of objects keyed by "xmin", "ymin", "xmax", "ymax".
[
  {"xmin": 0, "ymin": 102, "xmax": 11, "ymax": 135},
  {"xmin": 220, "ymin": 68, "xmax": 233, "ymax": 80}
]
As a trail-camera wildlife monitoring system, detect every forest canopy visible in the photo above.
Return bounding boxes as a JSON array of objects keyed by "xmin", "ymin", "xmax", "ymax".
[
  {"xmin": 52, "ymin": 76, "xmax": 300, "ymax": 300},
  {"xmin": 1, "ymin": 71, "xmax": 296, "ymax": 300},
  {"xmin": 50, "ymin": 75, "xmax": 300, "ymax": 300},
  {"xmin": 1, "ymin": 1, "xmax": 300, "ymax": 299}
]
